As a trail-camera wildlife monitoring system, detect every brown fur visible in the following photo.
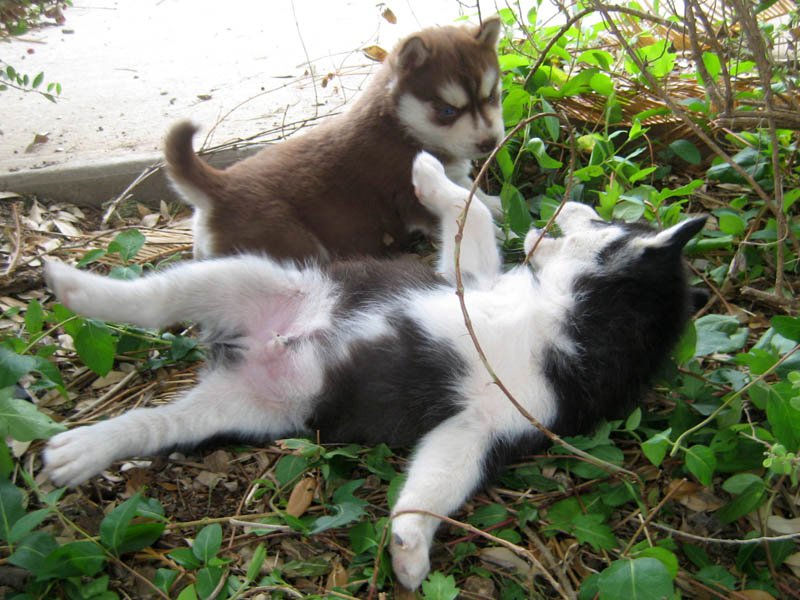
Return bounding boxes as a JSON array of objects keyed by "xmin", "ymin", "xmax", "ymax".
[{"xmin": 165, "ymin": 19, "xmax": 501, "ymax": 261}]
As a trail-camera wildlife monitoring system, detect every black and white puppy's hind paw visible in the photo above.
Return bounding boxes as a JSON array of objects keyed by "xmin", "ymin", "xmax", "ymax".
[{"xmin": 390, "ymin": 515, "xmax": 432, "ymax": 590}]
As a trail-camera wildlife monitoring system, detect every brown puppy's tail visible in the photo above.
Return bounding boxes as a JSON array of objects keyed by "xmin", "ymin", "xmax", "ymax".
[{"xmin": 164, "ymin": 121, "xmax": 225, "ymax": 209}]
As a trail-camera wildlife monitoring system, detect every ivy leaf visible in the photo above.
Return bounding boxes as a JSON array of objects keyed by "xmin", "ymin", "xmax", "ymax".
[
  {"xmin": 685, "ymin": 445, "xmax": 716, "ymax": 486},
  {"xmin": 716, "ymin": 481, "xmax": 766, "ymax": 524},
  {"xmin": 310, "ymin": 501, "xmax": 365, "ymax": 535},
  {"xmin": 669, "ymin": 139, "xmax": 701, "ymax": 165},
  {"xmin": 24, "ymin": 299, "xmax": 44, "ymax": 335},
  {"xmin": 100, "ymin": 493, "xmax": 165, "ymax": 555},
  {"xmin": 597, "ymin": 557, "xmax": 674, "ymax": 600},
  {"xmin": 192, "ymin": 523, "xmax": 222, "ymax": 563},
  {"xmin": 526, "ymin": 138, "xmax": 563, "ymax": 169},
  {"xmin": 0, "ymin": 478, "xmax": 25, "ymax": 543},
  {"xmin": 74, "ymin": 320, "xmax": 116, "ymax": 376},
  {"xmin": 693, "ymin": 315, "xmax": 748, "ymax": 356},
  {"xmin": 195, "ymin": 566, "xmax": 223, "ymax": 599},
  {"xmin": 8, "ymin": 531, "xmax": 58, "ymax": 575},
  {"xmin": 422, "ymin": 571, "xmax": 460, "ymax": 600},
  {"xmin": 274, "ymin": 454, "xmax": 309, "ymax": 487},
  {"xmin": 107, "ymin": 229, "xmax": 145, "ymax": 262},
  {"xmin": 0, "ymin": 389, "xmax": 66, "ymax": 442},
  {"xmin": 0, "ymin": 347, "xmax": 37, "ymax": 388},
  {"xmin": 771, "ymin": 316, "xmax": 800, "ymax": 343},
  {"xmin": 641, "ymin": 429, "xmax": 672, "ymax": 467},
  {"xmin": 38, "ymin": 540, "xmax": 107, "ymax": 579},
  {"xmin": 571, "ymin": 513, "xmax": 617, "ymax": 551}
]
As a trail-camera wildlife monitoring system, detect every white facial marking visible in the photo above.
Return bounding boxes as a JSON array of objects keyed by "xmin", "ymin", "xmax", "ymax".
[
  {"xmin": 480, "ymin": 67, "xmax": 498, "ymax": 99},
  {"xmin": 438, "ymin": 81, "xmax": 469, "ymax": 109}
]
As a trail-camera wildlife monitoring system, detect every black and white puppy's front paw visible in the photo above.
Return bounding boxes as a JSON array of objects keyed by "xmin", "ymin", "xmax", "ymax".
[
  {"xmin": 412, "ymin": 152, "xmax": 467, "ymax": 216},
  {"xmin": 44, "ymin": 423, "xmax": 120, "ymax": 487},
  {"xmin": 390, "ymin": 514, "xmax": 432, "ymax": 590},
  {"xmin": 43, "ymin": 260, "xmax": 97, "ymax": 317}
]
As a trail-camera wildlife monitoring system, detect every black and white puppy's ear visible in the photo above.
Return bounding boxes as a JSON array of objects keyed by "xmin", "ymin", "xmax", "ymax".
[
  {"xmin": 397, "ymin": 36, "xmax": 429, "ymax": 71},
  {"xmin": 475, "ymin": 16, "xmax": 501, "ymax": 47},
  {"xmin": 648, "ymin": 216, "xmax": 707, "ymax": 252}
]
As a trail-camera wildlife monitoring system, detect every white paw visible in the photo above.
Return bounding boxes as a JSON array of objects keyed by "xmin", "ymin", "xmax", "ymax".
[
  {"xmin": 412, "ymin": 152, "xmax": 465, "ymax": 215},
  {"xmin": 44, "ymin": 423, "xmax": 121, "ymax": 487},
  {"xmin": 390, "ymin": 515, "xmax": 431, "ymax": 590},
  {"xmin": 43, "ymin": 261, "xmax": 94, "ymax": 315}
]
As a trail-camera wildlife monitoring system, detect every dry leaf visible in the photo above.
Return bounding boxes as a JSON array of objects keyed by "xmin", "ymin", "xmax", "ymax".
[
  {"xmin": 785, "ymin": 552, "xmax": 800, "ymax": 578},
  {"xmin": 362, "ymin": 45, "xmax": 388, "ymax": 62},
  {"xmin": 667, "ymin": 479, "xmax": 724, "ymax": 511},
  {"xmin": 766, "ymin": 514, "xmax": 800, "ymax": 535},
  {"xmin": 196, "ymin": 470, "xmax": 222, "ymax": 489},
  {"xmin": 478, "ymin": 546, "xmax": 534, "ymax": 577},
  {"xmin": 286, "ymin": 476, "xmax": 317, "ymax": 517},
  {"xmin": 90, "ymin": 370, "xmax": 127, "ymax": 389},
  {"xmin": 382, "ymin": 7, "xmax": 397, "ymax": 24},
  {"xmin": 0, "ymin": 191, "xmax": 22, "ymax": 200},
  {"xmin": 325, "ymin": 560, "xmax": 348, "ymax": 590},
  {"xmin": 203, "ymin": 449, "xmax": 231, "ymax": 473},
  {"xmin": 53, "ymin": 219, "xmax": 81, "ymax": 237},
  {"xmin": 738, "ymin": 590, "xmax": 777, "ymax": 600}
]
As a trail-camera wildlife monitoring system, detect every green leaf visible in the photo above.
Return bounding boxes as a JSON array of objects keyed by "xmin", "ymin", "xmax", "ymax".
[
  {"xmin": 716, "ymin": 481, "xmax": 766, "ymax": 523},
  {"xmin": 669, "ymin": 139, "xmax": 701, "ymax": 165},
  {"xmin": 176, "ymin": 584, "xmax": 198, "ymax": 600},
  {"xmin": 572, "ymin": 513, "xmax": 617, "ymax": 551},
  {"xmin": 527, "ymin": 138, "xmax": 563, "ymax": 169},
  {"xmin": 100, "ymin": 494, "xmax": 165, "ymax": 555},
  {"xmin": 693, "ymin": 315, "xmax": 748, "ymax": 356},
  {"xmin": 673, "ymin": 322, "xmax": 697, "ymax": 365},
  {"xmin": 684, "ymin": 445, "xmax": 716, "ymax": 486},
  {"xmin": 632, "ymin": 547, "xmax": 679, "ymax": 579},
  {"xmin": 8, "ymin": 531, "xmax": 58, "ymax": 574},
  {"xmin": 541, "ymin": 98, "xmax": 560, "ymax": 142},
  {"xmin": 717, "ymin": 211, "xmax": 747, "ymax": 236},
  {"xmin": 310, "ymin": 501, "xmax": 365, "ymax": 535},
  {"xmin": 701, "ymin": 51, "xmax": 721, "ymax": 79},
  {"xmin": 590, "ymin": 72, "xmax": 614, "ymax": 96},
  {"xmin": 107, "ymin": 229, "xmax": 146, "ymax": 262},
  {"xmin": 695, "ymin": 565, "xmax": 735, "ymax": 591},
  {"xmin": 422, "ymin": 571, "xmax": 460, "ymax": 600},
  {"xmin": 9, "ymin": 508, "xmax": 52, "ymax": 544},
  {"xmin": 155, "ymin": 568, "xmax": 179, "ymax": 594},
  {"xmin": 0, "ymin": 391, "xmax": 66, "ymax": 442},
  {"xmin": 0, "ymin": 346, "xmax": 37, "ymax": 388},
  {"xmin": 24, "ymin": 300, "xmax": 44, "ymax": 335},
  {"xmin": 245, "ymin": 543, "xmax": 266, "ymax": 582},
  {"xmin": 597, "ymin": 557, "xmax": 674, "ymax": 600},
  {"xmin": 39, "ymin": 540, "xmax": 107, "ymax": 579},
  {"xmin": 196, "ymin": 566, "xmax": 223, "ymax": 599},
  {"xmin": 500, "ymin": 183, "xmax": 532, "ymax": 237},
  {"xmin": 722, "ymin": 473, "xmax": 763, "ymax": 495},
  {"xmin": 32, "ymin": 71, "xmax": 44, "ymax": 89},
  {"xmin": 168, "ymin": 547, "xmax": 203, "ymax": 569},
  {"xmin": 468, "ymin": 503, "xmax": 509, "ymax": 528},
  {"xmin": 192, "ymin": 523, "xmax": 222, "ymax": 563},
  {"xmin": 642, "ymin": 429, "xmax": 672, "ymax": 467},
  {"xmin": 349, "ymin": 520, "xmax": 380, "ymax": 555},
  {"xmin": 76, "ymin": 248, "xmax": 107, "ymax": 268},
  {"xmin": 0, "ymin": 478, "xmax": 25, "ymax": 543},
  {"xmin": 274, "ymin": 454, "xmax": 308, "ymax": 487},
  {"xmin": 74, "ymin": 320, "xmax": 117, "ymax": 376},
  {"xmin": 771, "ymin": 316, "xmax": 800, "ymax": 343}
]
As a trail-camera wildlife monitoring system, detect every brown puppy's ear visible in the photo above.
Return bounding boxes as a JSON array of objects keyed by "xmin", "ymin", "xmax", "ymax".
[
  {"xmin": 476, "ymin": 16, "xmax": 501, "ymax": 47},
  {"xmin": 397, "ymin": 36, "xmax": 429, "ymax": 71}
]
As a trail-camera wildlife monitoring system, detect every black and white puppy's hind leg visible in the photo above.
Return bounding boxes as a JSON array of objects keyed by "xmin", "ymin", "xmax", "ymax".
[
  {"xmin": 412, "ymin": 151, "xmax": 500, "ymax": 288},
  {"xmin": 43, "ymin": 257, "xmax": 333, "ymax": 485}
]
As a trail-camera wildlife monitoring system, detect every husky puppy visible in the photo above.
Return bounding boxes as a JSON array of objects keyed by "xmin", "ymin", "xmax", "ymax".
[
  {"xmin": 166, "ymin": 19, "xmax": 504, "ymax": 261},
  {"xmin": 44, "ymin": 153, "xmax": 705, "ymax": 589}
]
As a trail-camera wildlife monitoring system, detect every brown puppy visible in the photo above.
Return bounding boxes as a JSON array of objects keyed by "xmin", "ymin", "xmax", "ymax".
[{"xmin": 165, "ymin": 18, "xmax": 504, "ymax": 261}]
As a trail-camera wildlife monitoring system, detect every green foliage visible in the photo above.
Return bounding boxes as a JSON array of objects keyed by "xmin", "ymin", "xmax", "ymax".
[{"xmin": 1, "ymin": 1, "xmax": 799, "ymax": 596}]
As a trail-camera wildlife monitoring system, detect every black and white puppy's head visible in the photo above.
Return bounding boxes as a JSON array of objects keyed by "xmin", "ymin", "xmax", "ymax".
[{"xmin": 390, "ymin": 17, "xmax": 505, "ymax": 161}]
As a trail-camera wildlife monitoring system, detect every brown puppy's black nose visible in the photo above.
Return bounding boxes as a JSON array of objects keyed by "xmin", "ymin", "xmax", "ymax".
[{"xmin": 477, "ymin": 139, "xmax": 497, "ymax": 154}]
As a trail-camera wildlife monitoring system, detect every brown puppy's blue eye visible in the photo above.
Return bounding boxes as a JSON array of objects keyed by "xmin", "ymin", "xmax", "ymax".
[{"xmin": 436, "ymin": 104, "xmax": 458, "ymax": 119}]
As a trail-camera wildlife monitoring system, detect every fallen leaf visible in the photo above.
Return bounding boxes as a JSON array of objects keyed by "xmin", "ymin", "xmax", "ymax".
[
  {"xmin": 90, "ymin": 370, "xmax": 127, "ymax": 389},
  {"xmin": 478, "ymin": 546, "xmax": 534, "ymax": 578},
  {"xmin": 766, "ymin": 515, "xmax": 800, "ymax": 535},
  {"xmin": 286, "ymin": 476, "xmax": 317, "ymax": 517},
  {"xmin": 667, "ymin": 479, "xmax": 724, "ymax": 511},
  {"xmin": 738, "ymin": 590, "xmax": 777, "ymax": 600},
  {"xmin": 325, "ymin": 560, "xmax": 348, "ymax": 590},
  {"xmin": 53, "ymin": 219, "xmax": 81, "ymax": 237},
  {"xmin": 363, "ymin": 45, "xmax": 388, "ymax": 62},
  {"xmin": 0, "ymin": 191, "xmax": 22, "ymax": 200},
  {"xmin": 203, "ymin": 449, "xmax": 231, "ymax": 473},
  {"xmin": 785, "ymin": 552, "xmax": 800, "ymax": 578},
  {"xmin": 196, "ymin": 470, "xmax": 222, "ymax": 489},
  {"xmin": 382, "ymin": 7, "xmax": 397, "ymax": 24},
  {"xmin": 25, "ymin": 133, "xmax": 49, "ymax": 153}
]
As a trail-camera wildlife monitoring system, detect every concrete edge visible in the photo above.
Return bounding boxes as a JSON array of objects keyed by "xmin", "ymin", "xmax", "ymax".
[{"xmin": 0, "ymin": 145, "xmax": 263, "ymax": 208}]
